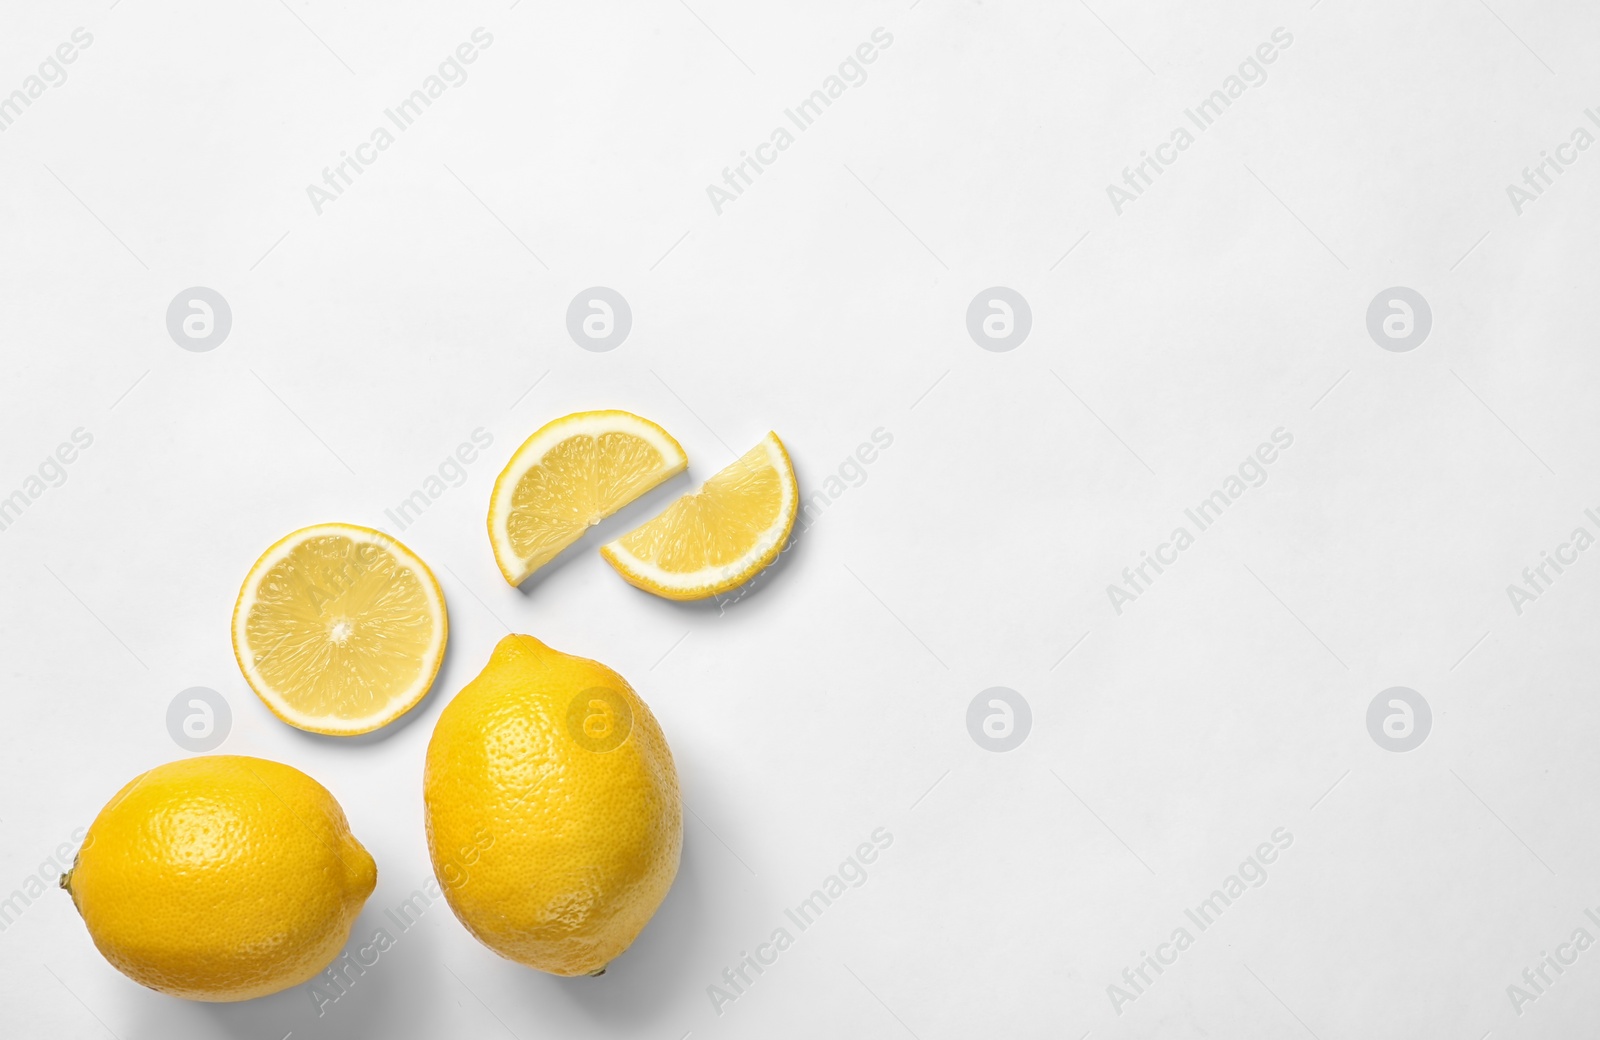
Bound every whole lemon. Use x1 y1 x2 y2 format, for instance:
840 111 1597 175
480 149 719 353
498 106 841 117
424 634 681 976
63 755 377 1001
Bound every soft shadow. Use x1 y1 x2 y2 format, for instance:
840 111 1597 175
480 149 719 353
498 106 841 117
140 976 309 1040
492 819 712 1029
173 902 441 1039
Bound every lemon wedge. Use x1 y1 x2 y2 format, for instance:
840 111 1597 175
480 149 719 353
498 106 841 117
601 431 797 600
487 410 687 586
232 523 448 735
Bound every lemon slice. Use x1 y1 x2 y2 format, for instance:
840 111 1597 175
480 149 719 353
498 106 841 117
232 523 448 735
601 431 797 600
488 410 688 586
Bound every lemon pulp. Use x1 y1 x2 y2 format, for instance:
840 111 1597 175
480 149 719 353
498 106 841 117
488 411 687 585
602 432 797 600
233 524 447 734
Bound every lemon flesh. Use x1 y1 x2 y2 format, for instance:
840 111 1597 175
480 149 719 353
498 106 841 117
424 634 681 977
601 431 797 600
488 410 688 586
64 755 377 1002
232 523 448 735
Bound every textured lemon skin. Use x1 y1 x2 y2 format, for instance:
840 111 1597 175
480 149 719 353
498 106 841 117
64 756 377 1002
424 634 682 976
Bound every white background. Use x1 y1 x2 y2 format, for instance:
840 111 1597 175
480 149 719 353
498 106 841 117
3 0 1599 1037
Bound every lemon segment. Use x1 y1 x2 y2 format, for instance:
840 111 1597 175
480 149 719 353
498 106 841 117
63 755 377 1002
232 523 448 736
487 410 688 586
600 431 797 600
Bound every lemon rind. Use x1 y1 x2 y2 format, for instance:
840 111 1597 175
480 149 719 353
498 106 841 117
600 432 797 601
231 522 449 736
486 410 688 586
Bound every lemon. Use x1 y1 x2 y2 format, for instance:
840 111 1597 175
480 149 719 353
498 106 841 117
601 431 798 600
232 522 448 735
423 634 681 976
62 756 377 1002
487 410 688 586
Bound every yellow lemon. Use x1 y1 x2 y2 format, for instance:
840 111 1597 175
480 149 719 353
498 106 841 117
423 634 681 976
487 410 688 586
232 522 448 735
62 756 377 1002
601 431 797 600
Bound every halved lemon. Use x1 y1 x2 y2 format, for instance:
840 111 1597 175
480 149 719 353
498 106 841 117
601 431 797 600
488 410 688 586
232 523 448 735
